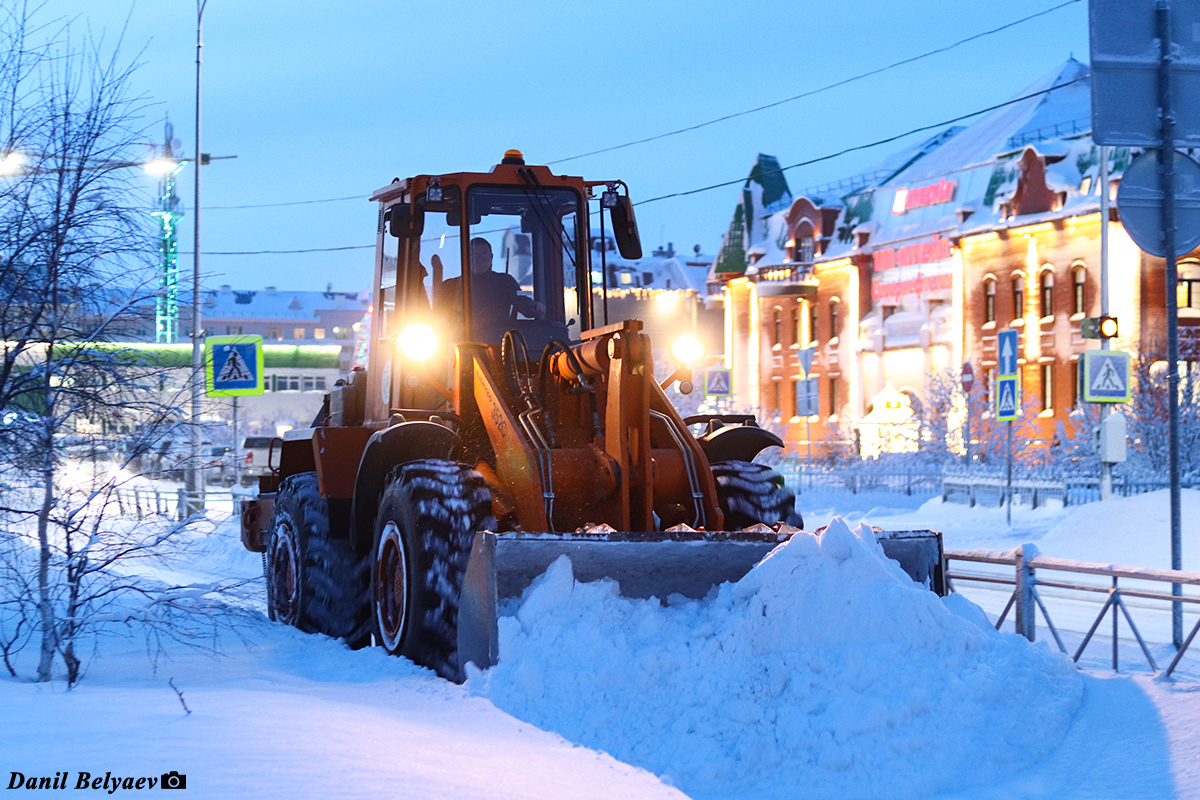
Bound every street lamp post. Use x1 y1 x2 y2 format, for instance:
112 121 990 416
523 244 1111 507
188 0 208 514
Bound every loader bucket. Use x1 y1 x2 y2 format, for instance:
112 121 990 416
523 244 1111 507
457 527 946 673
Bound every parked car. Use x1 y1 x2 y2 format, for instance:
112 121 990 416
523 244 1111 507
203 446 237 486
239 436 278 486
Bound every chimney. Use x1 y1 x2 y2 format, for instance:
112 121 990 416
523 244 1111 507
265 286 277 296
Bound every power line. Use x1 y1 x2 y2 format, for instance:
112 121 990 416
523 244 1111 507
181 245 372 255
188 76 1086 254
204 194 367 210
548 0 1082 166
636 76 1088 205
192 0 1079 214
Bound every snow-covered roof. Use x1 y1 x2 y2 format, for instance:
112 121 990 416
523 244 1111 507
198 287 371 321
729 59 1133 270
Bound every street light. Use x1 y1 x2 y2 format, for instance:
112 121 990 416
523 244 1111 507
0 151 24 175
187 0 209 515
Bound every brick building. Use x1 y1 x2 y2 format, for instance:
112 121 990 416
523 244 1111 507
712 59 1200 456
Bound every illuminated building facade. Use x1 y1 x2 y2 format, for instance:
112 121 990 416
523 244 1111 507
711 59 1199 456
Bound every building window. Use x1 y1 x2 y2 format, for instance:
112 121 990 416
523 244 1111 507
333 326 351 340
772 308 782 347
1070 362 1079 408
225 325 243 335
828 376 838 416
1072 266 1086 315
791 306 800 346
1011 274 1024 320
829 301 840 341
986 368 996 405
302 376 315 392
267 326 283 340
1039 270 1054 319
294 327 307 340
1179 261 1200 311
1041 363 1053 412
796 236 814 263
789 378 798 417
772 381 781 413
314 328 326 339
809 302 820 346
984 278 996 323
274 375 299 392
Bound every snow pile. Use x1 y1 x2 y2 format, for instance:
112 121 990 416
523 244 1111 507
1036 489 1200 571
474 517 1084 800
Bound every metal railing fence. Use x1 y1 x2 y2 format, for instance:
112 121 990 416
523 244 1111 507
947 546 1200 676
776 461 943 496
110 486 242 521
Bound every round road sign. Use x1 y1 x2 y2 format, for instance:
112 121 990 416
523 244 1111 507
961 361 974 394
1116 149 1200 258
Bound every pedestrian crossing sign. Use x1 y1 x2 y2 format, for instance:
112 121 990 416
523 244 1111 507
205 336 264 397
704 367 732 397
996 375 1020 421
1081 350 1132 403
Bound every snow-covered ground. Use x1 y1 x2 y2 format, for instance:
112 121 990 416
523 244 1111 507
2 487 1198 799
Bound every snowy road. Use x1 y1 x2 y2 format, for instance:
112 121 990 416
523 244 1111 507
2 488 1199 799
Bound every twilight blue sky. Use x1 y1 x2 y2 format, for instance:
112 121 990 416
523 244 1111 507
44 0 1091 292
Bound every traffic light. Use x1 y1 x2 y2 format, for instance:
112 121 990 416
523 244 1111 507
1081 315 1118 340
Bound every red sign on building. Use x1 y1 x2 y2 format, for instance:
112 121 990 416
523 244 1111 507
892 179 957 214
872 235 953 272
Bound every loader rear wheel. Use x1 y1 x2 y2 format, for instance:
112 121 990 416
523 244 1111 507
372 459 494 681
267 473 372 646
711 460 803 530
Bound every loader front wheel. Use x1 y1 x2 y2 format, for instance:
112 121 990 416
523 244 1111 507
711 460 803 530
267 472 371 646
372 460 494 681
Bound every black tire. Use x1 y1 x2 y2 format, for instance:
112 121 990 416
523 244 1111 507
372 459 494 681
711 460 803 530
266 472 371 646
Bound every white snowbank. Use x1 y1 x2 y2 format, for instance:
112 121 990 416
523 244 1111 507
474 517 1084 800
1036 489 1200 571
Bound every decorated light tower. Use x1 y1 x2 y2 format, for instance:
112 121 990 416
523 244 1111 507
147 121 185 343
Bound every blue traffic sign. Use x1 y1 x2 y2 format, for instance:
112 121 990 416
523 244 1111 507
996 375 1020 421
205 336 264 397
1082 350 1132 403
704 367 731 397
997 329 1019 377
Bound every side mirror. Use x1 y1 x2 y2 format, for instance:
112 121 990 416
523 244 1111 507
388 202 424 239
608 196 642 260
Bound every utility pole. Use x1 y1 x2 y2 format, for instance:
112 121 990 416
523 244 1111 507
1098 145 1112 501
187 0 209 515
1156 0 1183 649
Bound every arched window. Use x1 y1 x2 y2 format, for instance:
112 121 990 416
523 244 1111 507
984 277 996 323
1180 260 1200 312
772 307 782 347
1011 273 1025 320
791 305 801 345
809 301 820 346
1039 269 1054 319
829 299 841 341
1072 264 1087 315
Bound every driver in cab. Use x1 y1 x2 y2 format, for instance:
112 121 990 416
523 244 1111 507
440 237 543 341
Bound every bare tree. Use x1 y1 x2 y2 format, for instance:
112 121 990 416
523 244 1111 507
0 5 229 685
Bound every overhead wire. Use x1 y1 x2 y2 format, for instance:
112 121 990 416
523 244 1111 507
194 0 1079 217
636 76 1088 205
546 0 1082 165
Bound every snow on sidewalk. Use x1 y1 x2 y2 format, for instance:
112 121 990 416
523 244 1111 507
0 627 687 800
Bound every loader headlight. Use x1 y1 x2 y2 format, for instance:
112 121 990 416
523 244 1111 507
396 323 438 362
670 334 706 365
